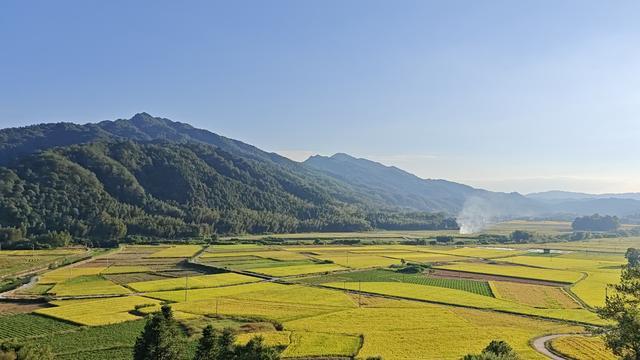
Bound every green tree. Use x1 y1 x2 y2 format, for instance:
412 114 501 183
596 247 640 359
0 343 53 360
235 336 280 360
461 340 519 360
134 305 185 360
192 327 237 360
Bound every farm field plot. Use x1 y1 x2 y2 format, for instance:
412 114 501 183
550 335 615 360
435 262 582 283
128 272 260 292
247 263 346 276
147 245 202 258
48 275 131 296
236 330 291 347
36 295 161 326
301 269 493 296
311 254 401 269
104 272 169 285
501 255 625 271
142 284 357 322
423 247 527 259
385 252 464 262
571 269 621 307
0 249 86 277
144 281 286 302
101 265 151 274
489 282 580 309
498 254 623 307
515 237 640 253
201 257 314 271
0 313 77 340
324 281 603 324
284 299 582 360
202 249 309 261
486 220 573 235
23 319 146 360
38 266 107 284
282 331 361 357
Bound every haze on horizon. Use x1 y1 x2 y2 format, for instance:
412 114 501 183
1 1 639 194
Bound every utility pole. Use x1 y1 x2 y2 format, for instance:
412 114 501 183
184 274 189 302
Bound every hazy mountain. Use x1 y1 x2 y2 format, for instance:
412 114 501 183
528 190 640 202
526 191 640 218
303 153 544 234
304 153 478 213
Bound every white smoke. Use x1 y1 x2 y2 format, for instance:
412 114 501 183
457 196 500 234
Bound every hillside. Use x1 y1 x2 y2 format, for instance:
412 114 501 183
526 191 640 217
304 153 539 216
0 115 459 245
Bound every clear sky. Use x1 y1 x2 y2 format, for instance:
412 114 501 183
2 1 639 194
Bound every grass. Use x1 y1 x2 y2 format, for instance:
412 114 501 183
0 313 77 340
246 263 346 276
489 282 581 308
301 269 493 296
550 335 615 360
147 245 202 258
435 262 582 283
128 273 260 292
48 275 131 296
36 296 161 326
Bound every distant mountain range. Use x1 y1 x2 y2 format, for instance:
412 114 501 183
527 190 640 202
1 113 639 241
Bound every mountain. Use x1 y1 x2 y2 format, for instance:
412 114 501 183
525 191 640 219
304 153 538 214
0 114 458 245
305 153 477 213
527 191 640 202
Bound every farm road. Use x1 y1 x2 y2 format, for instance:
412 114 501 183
531 334 572 360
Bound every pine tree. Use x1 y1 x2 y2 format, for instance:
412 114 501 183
133 305 185 360
596 247 640 359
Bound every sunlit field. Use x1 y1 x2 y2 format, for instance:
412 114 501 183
2 231 639 359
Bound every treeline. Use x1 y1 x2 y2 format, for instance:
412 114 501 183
0 141 457 248
572 214 620 232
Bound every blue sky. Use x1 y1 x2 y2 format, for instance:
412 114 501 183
1 1 639 194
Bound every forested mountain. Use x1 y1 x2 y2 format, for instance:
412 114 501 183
304 153 537 214
0 114 458 246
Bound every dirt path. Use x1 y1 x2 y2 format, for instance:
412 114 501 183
532 334 572 360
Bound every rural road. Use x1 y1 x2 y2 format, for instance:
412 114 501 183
532 334 571 360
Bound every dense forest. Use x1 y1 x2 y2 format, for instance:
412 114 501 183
0 115 458 248
572 214 620 232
